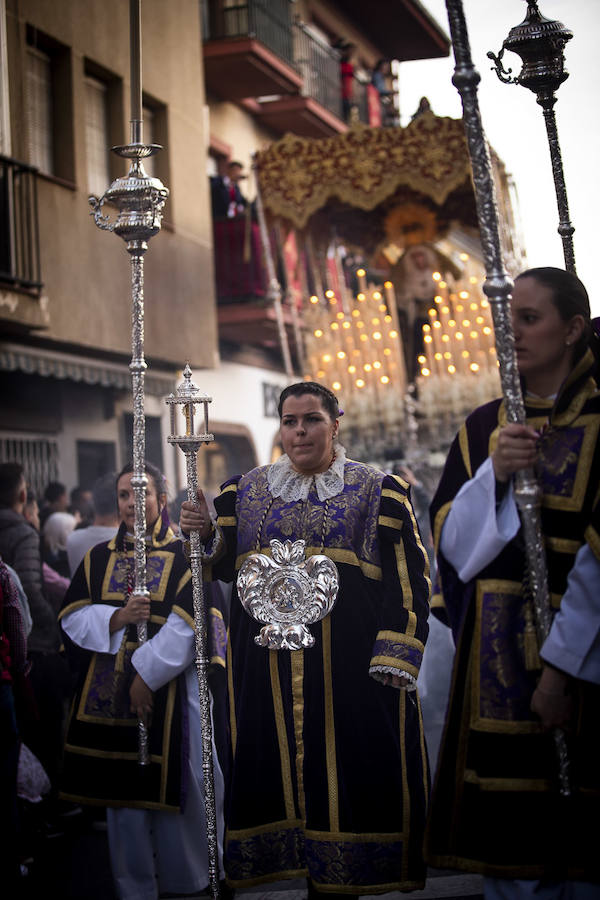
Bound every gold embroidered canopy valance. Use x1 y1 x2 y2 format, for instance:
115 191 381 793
254 112 475 230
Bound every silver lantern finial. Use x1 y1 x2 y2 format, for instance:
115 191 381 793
166 366 221 900
487 0 576 272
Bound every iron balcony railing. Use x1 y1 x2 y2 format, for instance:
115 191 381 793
293 22 342 120
203 0 295 69
0 155 42 292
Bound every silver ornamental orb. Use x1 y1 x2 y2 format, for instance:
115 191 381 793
237 539 339 650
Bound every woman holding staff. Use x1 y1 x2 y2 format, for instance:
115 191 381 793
181 380 431 896
425 268 600 897
59 461 226 900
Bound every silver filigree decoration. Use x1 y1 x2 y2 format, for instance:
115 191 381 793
237 539 339 650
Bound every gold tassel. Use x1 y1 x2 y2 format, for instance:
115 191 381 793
114 630 128 674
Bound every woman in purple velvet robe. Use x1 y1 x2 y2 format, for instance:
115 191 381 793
181 381 431 897
425 268 600 898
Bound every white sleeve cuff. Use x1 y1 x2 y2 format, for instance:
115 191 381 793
440 457 520 583
132 611 195 691
541 544 600 684
61 605 125 654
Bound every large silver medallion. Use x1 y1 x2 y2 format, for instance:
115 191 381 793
237 539 339 650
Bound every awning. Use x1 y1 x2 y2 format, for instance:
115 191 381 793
0 343 176 397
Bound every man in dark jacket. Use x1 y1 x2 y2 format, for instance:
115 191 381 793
210 160 247 219
0 463 70 810
0 464 60 655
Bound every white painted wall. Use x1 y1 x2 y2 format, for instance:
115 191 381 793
171 361 291 488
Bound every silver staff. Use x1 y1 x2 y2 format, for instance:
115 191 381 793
252 154 294 378
89 0 169 764
488 1 576 273
445 0 570 796
166 366 223 900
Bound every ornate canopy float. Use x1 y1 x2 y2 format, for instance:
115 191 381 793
254 110 526 464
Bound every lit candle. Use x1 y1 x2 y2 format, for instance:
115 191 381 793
356 268 367 294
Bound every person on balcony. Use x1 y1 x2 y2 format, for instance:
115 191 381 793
340 43 356 123
210 161 247 220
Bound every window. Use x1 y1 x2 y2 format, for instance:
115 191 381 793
25 27 74 181
26 47 53 174
140 96 168 187
122 413 164 473
84 60 123 190
85 76 110 197
77 440 117 489
142 103 155 176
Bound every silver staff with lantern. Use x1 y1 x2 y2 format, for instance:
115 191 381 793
166 365 223 900
88 0 168 765
488 0 577 273
444 0 570 792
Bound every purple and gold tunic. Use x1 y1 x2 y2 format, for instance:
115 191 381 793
206 458 431 893
425 349 600 882
58 519 226 811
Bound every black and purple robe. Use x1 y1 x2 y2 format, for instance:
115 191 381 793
204 459 431 893
425 349 600 881
58 519 227 811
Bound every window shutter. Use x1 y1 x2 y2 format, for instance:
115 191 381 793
26 47 53 174
142 104 155 177
85 75 110 197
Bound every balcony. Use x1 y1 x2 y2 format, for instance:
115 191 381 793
213 217 298 356
0 155 42 293
0 155 47 332
256 21 346 138
202 0 302 101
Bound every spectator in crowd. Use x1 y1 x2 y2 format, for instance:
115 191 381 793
42 510 77 579
4 561 32 638
39 481 69 531
210 160 247 220
67 472 119 576
1 557 31 891
0 463 71 820
69 486 94 529
24 492 70 610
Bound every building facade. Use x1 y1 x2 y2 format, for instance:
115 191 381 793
3 0 523 502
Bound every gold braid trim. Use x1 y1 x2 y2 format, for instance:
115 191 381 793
254 113 472 230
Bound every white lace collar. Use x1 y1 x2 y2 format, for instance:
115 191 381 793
267 444 347 502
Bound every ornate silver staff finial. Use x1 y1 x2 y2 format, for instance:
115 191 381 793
166 366 222 900
88 0 169 767
445 0 571 797
487 1 576 272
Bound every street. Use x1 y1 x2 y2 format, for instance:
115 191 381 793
17 806 483 900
